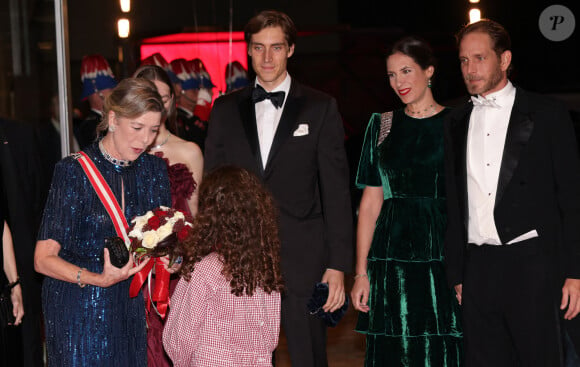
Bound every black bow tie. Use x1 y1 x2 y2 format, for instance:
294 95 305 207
252 85 285 109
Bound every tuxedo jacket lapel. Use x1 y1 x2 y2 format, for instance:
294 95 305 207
264 82 303 173
238 88 264 175
451 103 473 227
495 89 534 205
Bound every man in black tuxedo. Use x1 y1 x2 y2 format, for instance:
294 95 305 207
205 10 353 367
444 19 580 366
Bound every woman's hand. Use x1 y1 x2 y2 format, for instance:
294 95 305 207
10 283 24 325
99 248 151 287
351 275 370 313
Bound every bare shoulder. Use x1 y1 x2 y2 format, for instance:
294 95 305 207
171 137 203 163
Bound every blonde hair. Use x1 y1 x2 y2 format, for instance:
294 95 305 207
96 78 164 134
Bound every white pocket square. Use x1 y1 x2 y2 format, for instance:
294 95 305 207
293 123 309 137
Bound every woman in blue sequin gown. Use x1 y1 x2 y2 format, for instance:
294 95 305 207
351 37 463 366
34 78 171 367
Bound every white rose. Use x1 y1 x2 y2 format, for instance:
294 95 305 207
128 227 143 240
142 230 159 249
174 211 185 220
156 222 173 241
132 217 148 232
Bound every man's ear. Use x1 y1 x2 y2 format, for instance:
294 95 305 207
500 50 512 72
287 44 295 58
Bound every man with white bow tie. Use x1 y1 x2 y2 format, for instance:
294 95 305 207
444 19 580 367
205 10 353 367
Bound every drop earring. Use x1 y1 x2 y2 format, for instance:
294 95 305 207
427 79 432 88
108 125 115 132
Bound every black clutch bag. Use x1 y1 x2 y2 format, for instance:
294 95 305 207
306 282 349 327
105 237 130 268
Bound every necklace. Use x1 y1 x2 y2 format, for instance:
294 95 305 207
151 132 171 150
405 104 437 119
99 140 133 167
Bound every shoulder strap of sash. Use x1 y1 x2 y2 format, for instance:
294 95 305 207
73 152 130 245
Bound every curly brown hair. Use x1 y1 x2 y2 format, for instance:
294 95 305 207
176 166 284 296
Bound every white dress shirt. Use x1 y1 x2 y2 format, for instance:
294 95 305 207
255 74 291 168
466 81 517 245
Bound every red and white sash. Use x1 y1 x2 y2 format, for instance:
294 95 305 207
74 151 130 246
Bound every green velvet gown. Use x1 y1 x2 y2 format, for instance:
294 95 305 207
355 108 463 367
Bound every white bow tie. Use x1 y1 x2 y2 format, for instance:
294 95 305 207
471 95 500 108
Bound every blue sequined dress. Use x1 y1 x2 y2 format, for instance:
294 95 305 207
38 143 171 367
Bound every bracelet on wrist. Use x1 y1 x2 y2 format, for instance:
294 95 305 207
77 268 86 288
354 273 368 279
7 277 20 289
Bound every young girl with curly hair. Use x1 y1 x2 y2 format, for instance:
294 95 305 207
163 166 284 367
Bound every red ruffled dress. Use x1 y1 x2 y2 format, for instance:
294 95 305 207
147 152 196 367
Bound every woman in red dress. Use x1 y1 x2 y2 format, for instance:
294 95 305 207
134 64 203 366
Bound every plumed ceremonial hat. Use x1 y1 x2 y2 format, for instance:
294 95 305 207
141 53 180 85
189 58 215 89
225 61 249 93
80 54 117 100
169 58 200 91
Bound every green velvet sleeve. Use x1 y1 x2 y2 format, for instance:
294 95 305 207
355 113 392 199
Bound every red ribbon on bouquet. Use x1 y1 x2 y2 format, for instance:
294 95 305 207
129 257 171 318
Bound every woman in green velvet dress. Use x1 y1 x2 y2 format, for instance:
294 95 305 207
351 36 463 366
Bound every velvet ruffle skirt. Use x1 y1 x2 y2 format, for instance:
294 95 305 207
355 198 463 367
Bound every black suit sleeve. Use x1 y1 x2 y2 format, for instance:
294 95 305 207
317 97 353 272
205 97 227 173
549 102 580 279
443 116 466 288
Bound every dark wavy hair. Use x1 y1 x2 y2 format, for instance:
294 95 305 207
244 10 297 48
176 166 284 296
133 64 177 134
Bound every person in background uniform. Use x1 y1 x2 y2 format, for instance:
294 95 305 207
189 58 215 122
187 58 215 152
169 58 206 148
76 54 117 149
225 61 249 94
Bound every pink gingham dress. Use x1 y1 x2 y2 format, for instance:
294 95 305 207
163 252 281 367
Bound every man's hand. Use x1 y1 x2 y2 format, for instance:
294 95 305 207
454 284 463 306
321 269 345 313
561 278 580 320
